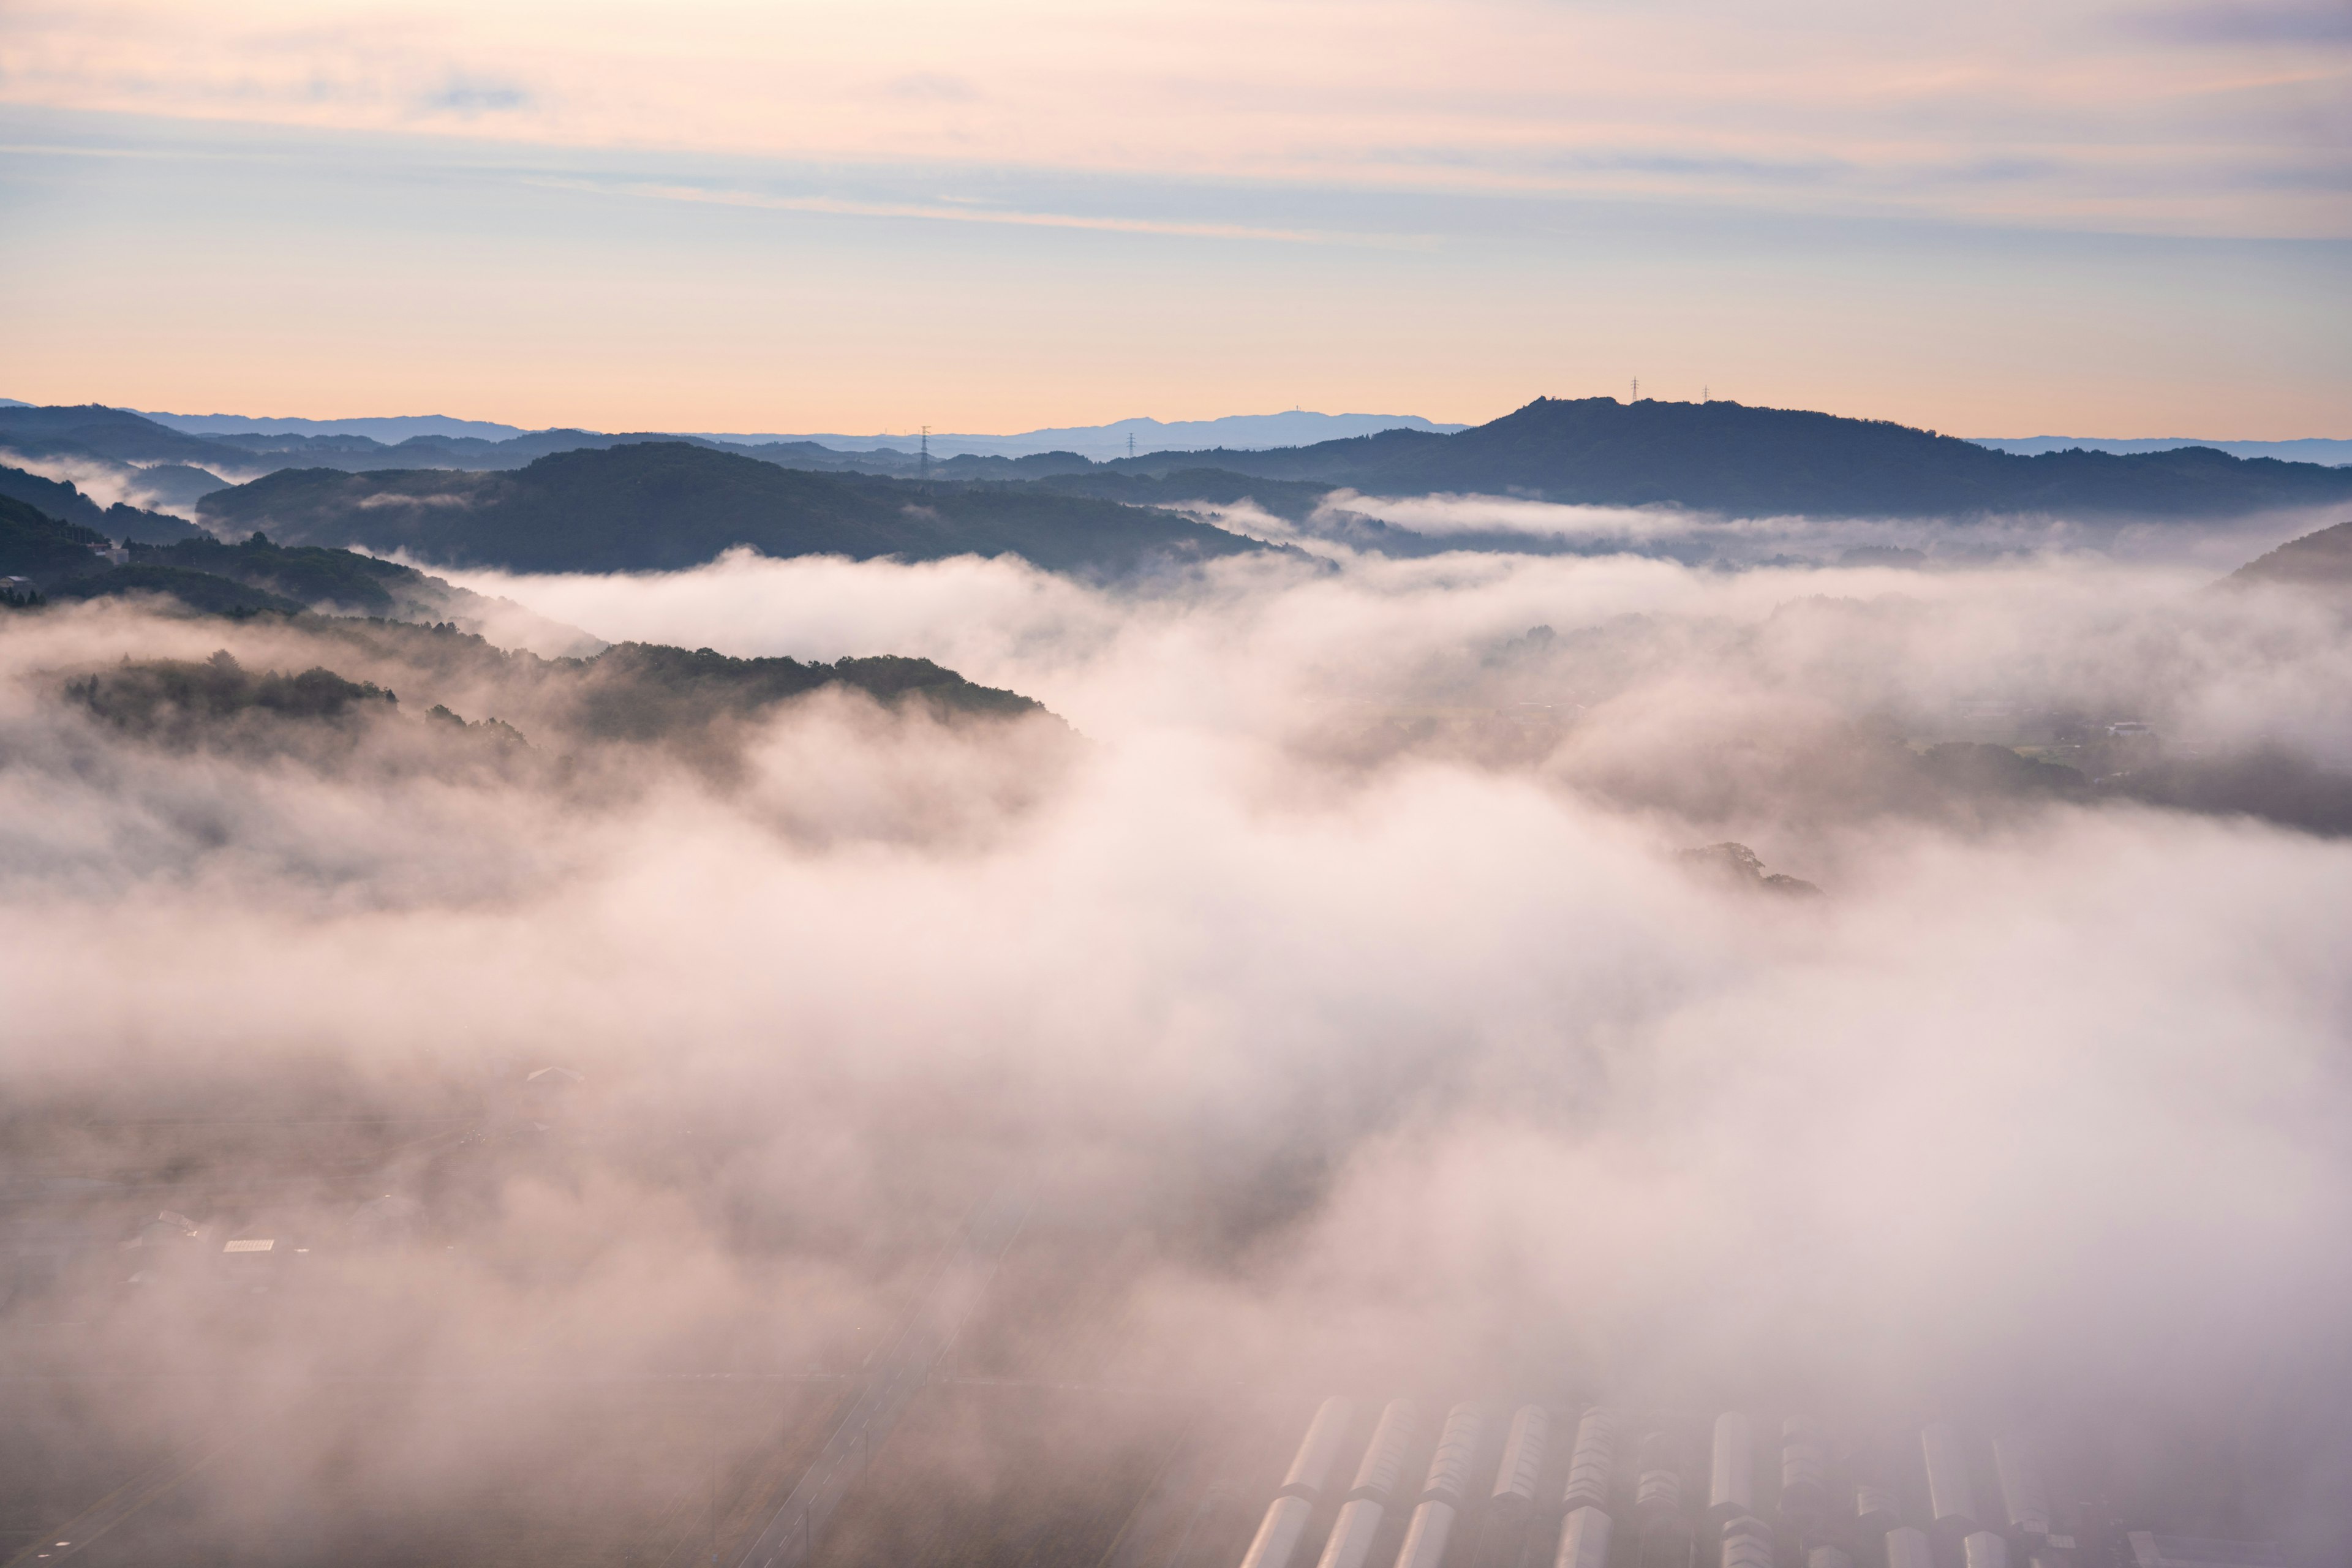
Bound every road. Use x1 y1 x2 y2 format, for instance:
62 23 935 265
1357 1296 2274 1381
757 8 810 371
730 1183 1031 1568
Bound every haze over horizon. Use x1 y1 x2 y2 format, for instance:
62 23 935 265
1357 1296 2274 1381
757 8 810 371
11 394 2345 466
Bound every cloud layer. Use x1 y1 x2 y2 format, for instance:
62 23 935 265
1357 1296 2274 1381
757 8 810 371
5 536 2350 1552
6 0 2345 236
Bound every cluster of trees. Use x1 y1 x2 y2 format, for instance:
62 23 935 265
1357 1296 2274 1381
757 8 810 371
55 614 1050 769
68 650 396 739
571 641 1042 742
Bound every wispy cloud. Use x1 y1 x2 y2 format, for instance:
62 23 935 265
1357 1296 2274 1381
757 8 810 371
535 177 1434 248
2128 0 2352 44
2 0 2345 236
418 72 530 117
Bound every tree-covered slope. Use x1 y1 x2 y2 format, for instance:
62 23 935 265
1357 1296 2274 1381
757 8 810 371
568 642 1043 739
46 565 308 615
0 494 110 581
121 533 449 616
0 402 239 465
196 442 1268 575
0 465 206 545
0 513 580 636
2227 518 2352 589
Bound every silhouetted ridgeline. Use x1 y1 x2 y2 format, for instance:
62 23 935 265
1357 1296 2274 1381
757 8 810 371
0 507 565 629
196 443 1270 575
13 399 2350 545
4 489 1060 742
0 403 238 466
1117 397 2352 518
0 462 203 545
111 533 458 616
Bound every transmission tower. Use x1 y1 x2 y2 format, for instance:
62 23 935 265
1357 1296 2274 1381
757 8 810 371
920 425 930 486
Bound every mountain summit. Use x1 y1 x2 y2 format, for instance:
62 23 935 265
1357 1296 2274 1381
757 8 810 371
1126 397 2352 518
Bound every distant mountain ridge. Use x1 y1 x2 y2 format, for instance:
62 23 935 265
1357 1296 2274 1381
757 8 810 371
11 396 2352 533
1975 435 2351 465
129 410 532 442
676 410 1469 460
24 394 2338 467
0 462 206 545
195 442 1272 577
86 404 1465 460
1117 397 2352 519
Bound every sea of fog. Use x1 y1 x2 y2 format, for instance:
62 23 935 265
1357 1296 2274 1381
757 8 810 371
3 530 2348 1553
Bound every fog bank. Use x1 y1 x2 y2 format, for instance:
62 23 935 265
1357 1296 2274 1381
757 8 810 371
4 535 2349 1557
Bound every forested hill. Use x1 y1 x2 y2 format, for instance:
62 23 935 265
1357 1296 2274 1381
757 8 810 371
24 394 2348 533
0 493 113 581
2227 519 2352 589
197 442 1270 576
0 464 206 545
1123 397 2352 519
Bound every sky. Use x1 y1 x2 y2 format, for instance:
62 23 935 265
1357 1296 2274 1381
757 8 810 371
2 0 2347 435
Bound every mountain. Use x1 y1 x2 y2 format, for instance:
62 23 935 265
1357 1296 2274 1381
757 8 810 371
111 533 475 618
0 497 593 645
134 411 533 442
0 464 211 543
1117 397 2352 519
110 404 1462 459
2226 519 2352 589
1975 435 2352 466
570 643 1045 739
9 401 1464 473
25 395 2349 533
0 494 111 582
0 403 244 466
72 638 1046 753
686 411 1468 460
47 565 310 616
199 426 691 472
195 442 1272 576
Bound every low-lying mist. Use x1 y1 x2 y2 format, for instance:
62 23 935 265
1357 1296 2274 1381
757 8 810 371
4 526 2348 1558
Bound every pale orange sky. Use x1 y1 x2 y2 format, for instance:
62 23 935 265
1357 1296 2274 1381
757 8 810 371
2 0 2346 434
